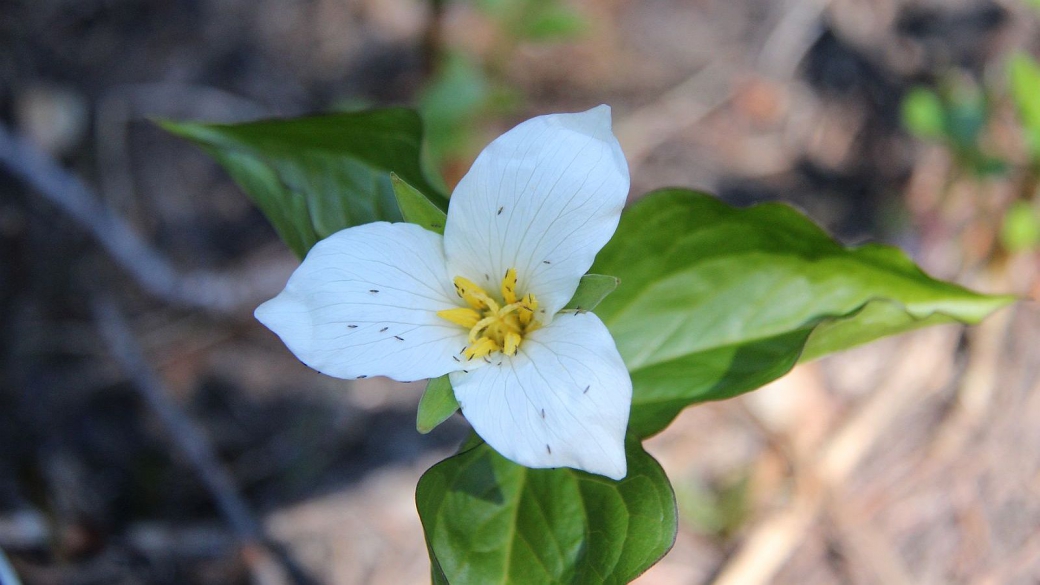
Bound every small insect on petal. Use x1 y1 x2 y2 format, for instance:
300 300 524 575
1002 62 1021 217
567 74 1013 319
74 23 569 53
546 444 552 454
584 385 590 394
348 325 358 328
497 206 504 215
380 327 389 332
394 335 404 341
369 289 379 293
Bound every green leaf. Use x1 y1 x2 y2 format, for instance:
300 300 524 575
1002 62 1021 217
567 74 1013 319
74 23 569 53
418 375 460 434
591 189 1014 437
1000 200 1040 253
902 86 946 139
1009 53 1040 160
392 173 447 235
160 108 447 257
519 5 587 40
563 274 619 312
417 435 677 585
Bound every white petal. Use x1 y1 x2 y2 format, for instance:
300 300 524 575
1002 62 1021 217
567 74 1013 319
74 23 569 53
443 105 630 321
255 222 469 382
450 311 631 479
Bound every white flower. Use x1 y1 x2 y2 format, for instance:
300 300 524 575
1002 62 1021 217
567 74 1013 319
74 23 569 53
255 105 632 479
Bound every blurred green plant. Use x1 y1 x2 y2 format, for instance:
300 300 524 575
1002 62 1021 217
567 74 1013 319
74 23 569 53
419 0 588 168
901 51 1040 254
1000 200 1040 253
901 81 1006 177
1008 53 1040 162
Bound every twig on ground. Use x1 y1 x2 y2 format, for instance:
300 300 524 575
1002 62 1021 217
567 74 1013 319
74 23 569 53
0 122 286 314
711 326 960 585
91 295 261 541
90 295 294 585
94 82 268 225
0 545 24 585
756 0 832 80
614 61 735 173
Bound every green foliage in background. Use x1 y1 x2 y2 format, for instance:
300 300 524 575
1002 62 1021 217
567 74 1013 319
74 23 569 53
1000 200 1040 253
420 0 587 166
902 51 1040 255
901 82 1006 177
1009 53 1040 162
474 0 586 40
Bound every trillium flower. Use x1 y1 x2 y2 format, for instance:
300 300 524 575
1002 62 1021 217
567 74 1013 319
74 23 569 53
255 105 633 479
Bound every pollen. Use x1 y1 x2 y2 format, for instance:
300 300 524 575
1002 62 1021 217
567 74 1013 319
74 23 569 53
438 268 540 360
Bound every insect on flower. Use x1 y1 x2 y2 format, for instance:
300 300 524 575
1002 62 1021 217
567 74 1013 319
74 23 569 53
256 105 632 479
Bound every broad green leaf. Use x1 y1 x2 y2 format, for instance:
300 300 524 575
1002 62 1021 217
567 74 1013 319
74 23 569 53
417 435 677 585
392 173 447 235
563 274 619 312
800 299 955 362
160 108 447 257
418 375 460 434
1009 53 1040 160
591 189 1014 437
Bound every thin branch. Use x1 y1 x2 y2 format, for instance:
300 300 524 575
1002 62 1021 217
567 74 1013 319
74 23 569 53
91 295 262 542
91 294 308 585
0 546 23 585
711 326 961 585
0 122 284 314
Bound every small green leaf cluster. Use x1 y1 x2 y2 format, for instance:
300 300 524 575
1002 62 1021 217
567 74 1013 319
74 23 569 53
164 108 1012 584
901 50 1040 254
901 81 1005 176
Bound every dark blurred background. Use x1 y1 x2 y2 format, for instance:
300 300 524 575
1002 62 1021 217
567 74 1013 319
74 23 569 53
1 1 1039 583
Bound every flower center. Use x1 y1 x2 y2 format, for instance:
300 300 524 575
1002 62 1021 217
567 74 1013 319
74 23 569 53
437 268 541 361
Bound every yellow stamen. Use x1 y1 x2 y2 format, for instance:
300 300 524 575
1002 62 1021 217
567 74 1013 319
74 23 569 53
501 268 518 305
439 268 542 361
436 307 482 329
518 293 538 327
454 276 499 312
464 337 499 361
469 315 500 343
503 331 521 356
